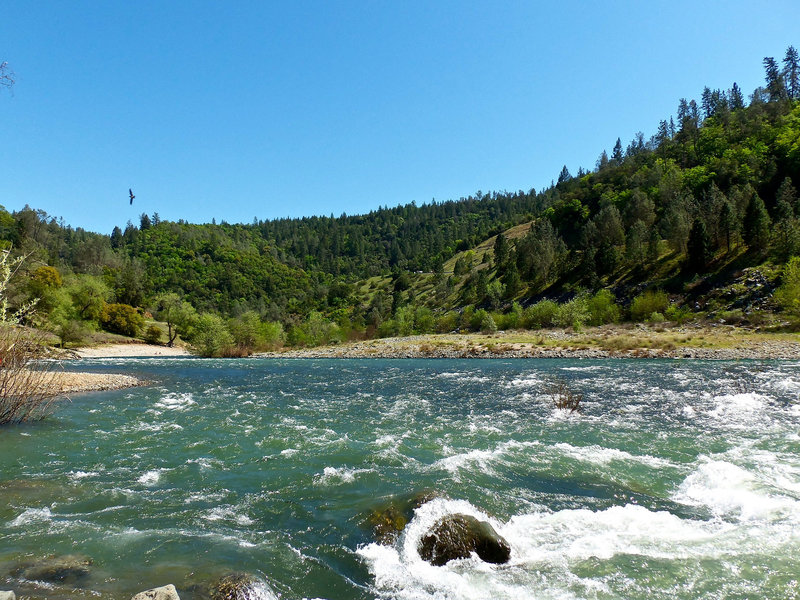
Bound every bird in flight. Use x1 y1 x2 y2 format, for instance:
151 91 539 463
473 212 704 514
129 189 135 205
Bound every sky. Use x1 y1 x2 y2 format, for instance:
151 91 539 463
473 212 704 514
1 1 799 234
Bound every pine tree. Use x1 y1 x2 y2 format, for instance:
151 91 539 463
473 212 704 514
729 82 744 109
611 138 623 164
687 218 711 274
719 200 736 253
493 232 510 272
776 177 798 216
743 193 771 252
558 165 572 183
784 45 800 99
764 56 787 101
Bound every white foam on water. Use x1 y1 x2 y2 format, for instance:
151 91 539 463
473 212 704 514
280 448 298 457
431 440 541 481
154 392 196 412
68 470 99 480
238 580 279 600
314 466 372 485
137 469 164 486
9 507 52 527
186 457 222 470
202 505 254 526
552 442 675 469
707 392 768 427
673 456 800 522
505 374 542 388
358 496 741 600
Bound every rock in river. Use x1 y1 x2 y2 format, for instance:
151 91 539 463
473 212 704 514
131 584 181 600
418 514 511 566
14 554 92 583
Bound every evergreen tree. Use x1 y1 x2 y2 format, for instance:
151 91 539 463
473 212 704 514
687 218 711 274
611 138 623 163
784 45 800 99
743 193 771 252
110 226 123 249
596 150 609 170
776 176 798 215
729 82 744 109
719 200 736 253
557 165 572 183
493 232 510 272
763 56 787 101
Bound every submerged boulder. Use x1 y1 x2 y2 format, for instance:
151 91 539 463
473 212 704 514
14 554 92 583
418 514 511 566
209 573 258 600
131 584 181 600
366 490 446 545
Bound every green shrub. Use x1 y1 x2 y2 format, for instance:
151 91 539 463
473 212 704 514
480 311 498 334
774 256 800 319
435 311 459 333
100 303 144 337
665 305 692 324
192 313 234 357
647 312 666 323
470 309 489 332
630 290 669 322
144 324 163 344
523 300 559 329
585 290 621 325
260 321 285 350
556 297 589 330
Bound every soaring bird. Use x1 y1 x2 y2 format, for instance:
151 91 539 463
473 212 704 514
129 189 135 205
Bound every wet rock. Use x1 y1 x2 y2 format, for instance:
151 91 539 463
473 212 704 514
418 514 511 566
131 584 180 600
367 490 445 545
209 573 258 600
0 591 16 600
370 505 407 545
14 554 92 584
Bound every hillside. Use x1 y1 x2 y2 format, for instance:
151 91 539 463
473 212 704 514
1 46 799 353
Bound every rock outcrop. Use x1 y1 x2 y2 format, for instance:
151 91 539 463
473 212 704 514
418 514 511 566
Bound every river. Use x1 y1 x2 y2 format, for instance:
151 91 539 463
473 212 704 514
1 358 799 599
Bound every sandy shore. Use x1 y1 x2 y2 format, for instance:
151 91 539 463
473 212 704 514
75 343 192 358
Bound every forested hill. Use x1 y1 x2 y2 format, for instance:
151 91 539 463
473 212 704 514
1 47 800 350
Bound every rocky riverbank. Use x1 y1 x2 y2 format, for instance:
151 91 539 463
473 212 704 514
44 370 141 395
257 326 800 360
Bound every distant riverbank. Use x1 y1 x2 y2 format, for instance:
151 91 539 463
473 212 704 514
256 325 800 360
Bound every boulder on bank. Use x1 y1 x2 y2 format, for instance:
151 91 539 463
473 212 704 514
131 584 180 600
14 554 92 583
0 591 16 600
418 514 511 566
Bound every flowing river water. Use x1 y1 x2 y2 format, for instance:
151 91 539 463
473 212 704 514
1 358 799 599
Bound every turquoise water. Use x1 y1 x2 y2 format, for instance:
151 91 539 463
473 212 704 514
1 358 800 599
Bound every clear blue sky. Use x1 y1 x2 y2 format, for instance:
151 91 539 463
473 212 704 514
2 1 798 234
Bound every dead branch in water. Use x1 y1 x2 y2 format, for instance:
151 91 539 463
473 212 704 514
545 377 583 413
